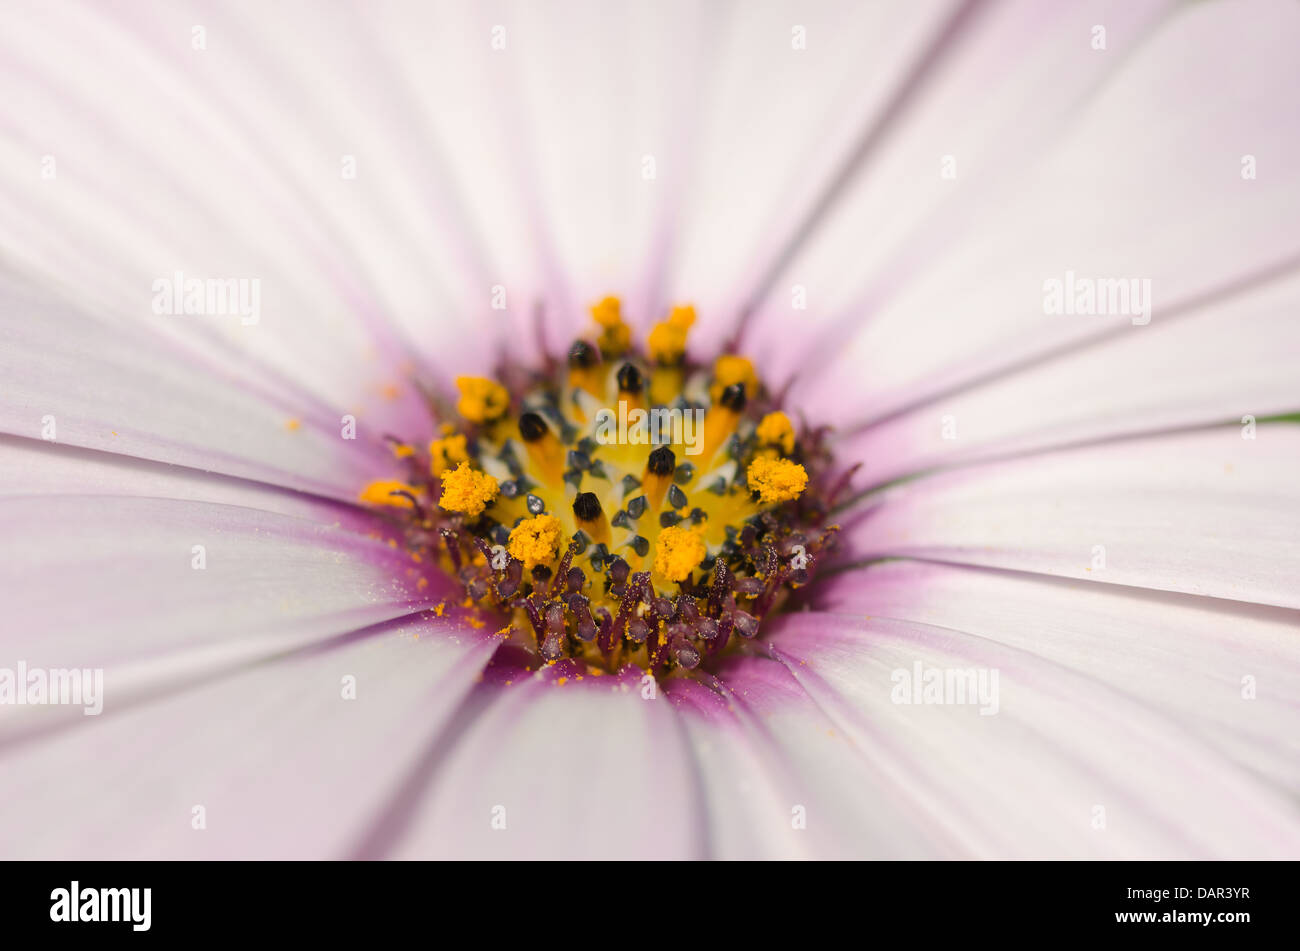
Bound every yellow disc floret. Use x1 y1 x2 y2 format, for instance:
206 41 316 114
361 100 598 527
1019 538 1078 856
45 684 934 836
359 479 421 507
429 433 469 476
507 514 563 569
711 354 758 402
455 376 510 424
646 304 696 364
756 411 796 454
439 461 499 516
591 295 630 355
746 456 808 505
653 525 707 582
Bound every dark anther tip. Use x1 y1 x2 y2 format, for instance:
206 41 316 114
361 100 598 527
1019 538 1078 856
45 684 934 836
616 362 644 393
572 491 603 521
647 446 676 476
568 340 597 368
518 412 549 442
719 382 747 412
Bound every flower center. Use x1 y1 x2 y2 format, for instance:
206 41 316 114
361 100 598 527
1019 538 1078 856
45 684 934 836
361 297 839 676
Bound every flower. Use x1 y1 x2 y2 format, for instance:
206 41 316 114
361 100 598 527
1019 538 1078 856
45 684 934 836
1 0 1299 861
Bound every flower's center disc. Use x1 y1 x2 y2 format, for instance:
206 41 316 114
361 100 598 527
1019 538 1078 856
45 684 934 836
361 298 840 677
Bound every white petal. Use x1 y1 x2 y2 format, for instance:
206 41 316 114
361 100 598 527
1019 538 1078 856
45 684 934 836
0 276 404 497
666 656 958 858
0 495 447 694
812 560 1300 788
0 617 496 858
836 269 1300 489
763 611 1300 857
386 666 702 859
745 1 1300 434
841 426 1300 608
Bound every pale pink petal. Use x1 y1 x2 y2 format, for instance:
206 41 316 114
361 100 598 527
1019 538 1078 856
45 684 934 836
763 611 1300 858
666 656 958 858
742 1 1299 438
812 560 1300 788
837 270 1300 489
839 426 1300 608
0 616 496 858
386 665 703 859
0 495 451 700
0 277 405 498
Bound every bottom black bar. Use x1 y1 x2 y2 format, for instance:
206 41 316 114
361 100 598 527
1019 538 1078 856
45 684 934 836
0 860 1289 938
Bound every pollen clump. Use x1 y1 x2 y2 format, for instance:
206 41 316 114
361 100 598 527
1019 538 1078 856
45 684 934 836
359 479 421 507
429 433 469 475
746 456 808 505
756 411 796 454
508 514 563 569
711 354 758 402
455 376 510 423
647 304 696 364
653 525 707 582
591 295 630 354
438 461 498 516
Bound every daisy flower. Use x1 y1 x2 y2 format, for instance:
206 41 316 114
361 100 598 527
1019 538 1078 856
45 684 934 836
1 0 1298 860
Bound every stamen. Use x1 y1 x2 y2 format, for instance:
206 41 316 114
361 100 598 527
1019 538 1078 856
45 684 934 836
572 491 611 545
756 411 796 455
653 525 706 582
710 355 758 402
438 462 499 516
567 340 603 398
518 412 565 485
643 446 676 510
508 515 563 569
428 432 469 475
359 479 421 508
699 383 746 463
746 457 808 504
591 295 630 356
455 376 510 424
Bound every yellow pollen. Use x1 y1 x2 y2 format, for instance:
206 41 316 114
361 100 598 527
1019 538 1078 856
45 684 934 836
391 442 415 459
438 461 499 516
590 295 630 354
653 525 707 582
285 418 301 432
756 411 796 454
711 354 758 402
455 376 510 424
507 514 563 569
646 304 696 364
359 479 421 508
746 456 808 505
429 433 469 475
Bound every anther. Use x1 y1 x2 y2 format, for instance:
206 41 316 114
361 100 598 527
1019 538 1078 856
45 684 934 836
699 383 747 462
572 491 610 545
644 446 676 510
568 340 597 368
617 362 644 394
518 411 565 484
519 412 548 442
719 382 747 412
647 446 676 476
